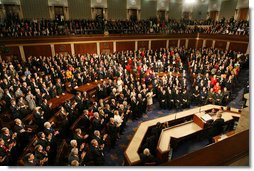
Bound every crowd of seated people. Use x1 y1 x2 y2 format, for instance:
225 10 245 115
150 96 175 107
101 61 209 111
0 46 248 165
0 14 249 37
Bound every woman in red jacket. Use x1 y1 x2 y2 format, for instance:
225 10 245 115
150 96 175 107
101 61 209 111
210 75 218 86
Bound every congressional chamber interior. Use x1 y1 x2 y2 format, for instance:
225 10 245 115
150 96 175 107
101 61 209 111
0 0 250 167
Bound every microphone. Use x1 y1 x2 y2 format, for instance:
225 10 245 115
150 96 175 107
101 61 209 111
199 106 201 113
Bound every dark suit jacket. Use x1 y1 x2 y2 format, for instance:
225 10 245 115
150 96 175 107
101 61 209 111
78 115 90 132
89 145 104 166
210 118 225 136
139 153 158 165
10 105 20 119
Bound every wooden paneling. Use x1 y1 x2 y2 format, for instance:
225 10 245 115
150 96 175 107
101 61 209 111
3 46 21 58
197 40 203 49
0 34 249 61
138 41 149 50
229 42 248 53
238 8 249 21
162 130 249 166
209 11 219 21
168 39 178 48
188 39 196 49
54 44 71 55
199 34 248 42
24 45 51 57
206 40 213 48
100 42 113 54
2 46 21 61
0 34 248 45
74 43 97 54
151 40 166 50
180 39 186 48
214 41 227 50
116 41 135 52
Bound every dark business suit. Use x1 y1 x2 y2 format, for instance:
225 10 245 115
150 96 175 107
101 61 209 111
208 117 225 143
78 115 90 133
89 145 104 166
139 153 158 166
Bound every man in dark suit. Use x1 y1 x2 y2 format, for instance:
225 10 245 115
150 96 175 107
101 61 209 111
0 138 10 166
208 112 225 143
139 148 158 166
34 107 46 129
13 118 33 147
89 139 104 166
41 99 52 120
75 92 83 115
107 118 117 148
10 100 21 119
23 153 38 166
78 110 90 133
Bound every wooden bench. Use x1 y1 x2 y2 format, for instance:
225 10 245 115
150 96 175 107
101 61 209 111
48 93 74 110
17 136 38 166
55 139 68 166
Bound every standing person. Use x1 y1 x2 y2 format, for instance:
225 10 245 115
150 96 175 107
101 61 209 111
139 148 158 166
214 90 223 105
116 77 123 93
222 87 231 105
182 89 189 109
107 118 118 148
166 88 174 110
175 89 182 111
113 110 123 137
89 139 105 166
159 89 167 109
192 85 200 105
208 112 225 143
23 153 38 166
206 88 215 104
146 89 155 112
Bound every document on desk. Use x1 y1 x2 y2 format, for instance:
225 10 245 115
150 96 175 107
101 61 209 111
201 114 213 122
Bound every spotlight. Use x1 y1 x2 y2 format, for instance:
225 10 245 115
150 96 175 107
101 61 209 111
183 0 197 5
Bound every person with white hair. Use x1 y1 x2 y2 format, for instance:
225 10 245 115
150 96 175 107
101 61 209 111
116 77 123 93
70 160 79 166
13 118 33 143
146 89 155 112
70 139 78 149
89 139 104 166
139 148 158 166
68 148 79 165
43 122 59 136
34 144 48 166
25 90 36 111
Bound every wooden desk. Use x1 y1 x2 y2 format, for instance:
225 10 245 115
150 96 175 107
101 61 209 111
124 104 241 166
213 130 235 143
244 93 249 100
48 93 74 109
157 72 181 77
75 78 109 93
244 93 249 107
157 121 202 153
17 136 38 165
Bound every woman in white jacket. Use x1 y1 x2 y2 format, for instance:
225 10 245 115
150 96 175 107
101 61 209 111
113 110 123 138
146 89 155 111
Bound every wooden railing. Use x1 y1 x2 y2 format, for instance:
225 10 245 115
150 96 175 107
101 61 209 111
161 130 249 166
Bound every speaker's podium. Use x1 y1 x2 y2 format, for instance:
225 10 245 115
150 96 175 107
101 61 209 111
193 112 214 129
